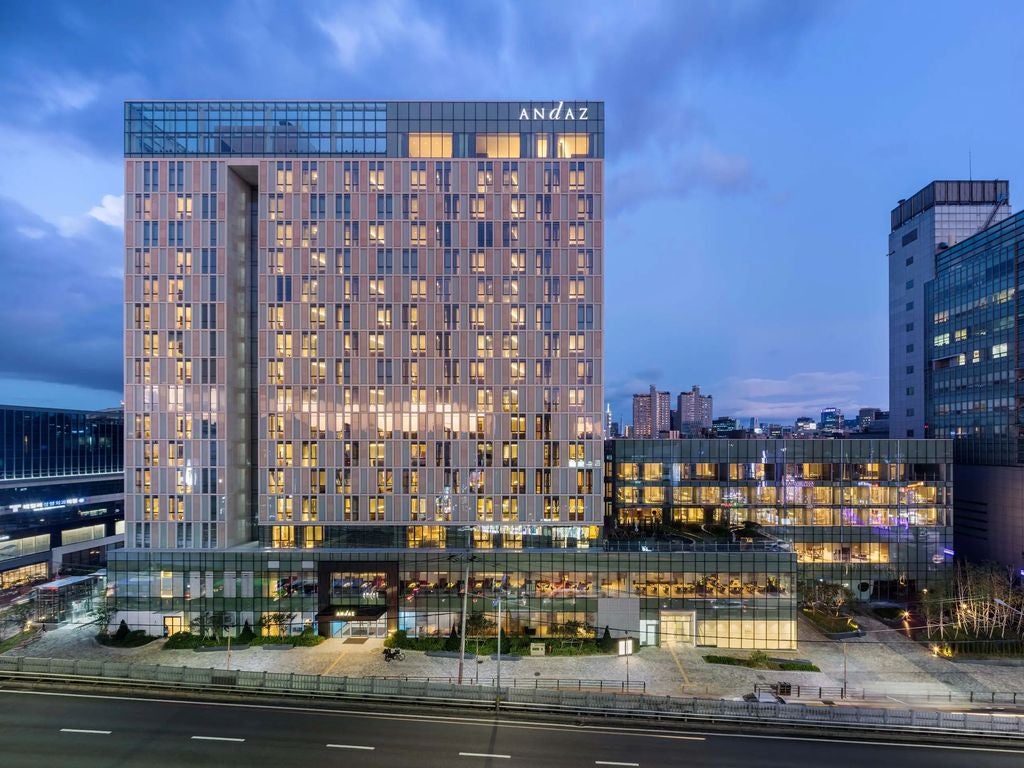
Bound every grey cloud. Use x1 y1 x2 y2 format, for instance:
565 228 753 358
0 198 122 394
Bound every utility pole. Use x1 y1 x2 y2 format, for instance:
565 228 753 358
842 641 847 698
457 554 471 684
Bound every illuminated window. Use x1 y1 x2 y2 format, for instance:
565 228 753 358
557 133 589 158
993 343 1008 359
475 134 521 158
408 133 453 158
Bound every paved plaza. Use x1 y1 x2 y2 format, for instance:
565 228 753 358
8 614 1024 704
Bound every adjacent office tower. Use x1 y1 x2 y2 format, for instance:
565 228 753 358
926 208 1024 571
123 100 603 557
888 180 1010 438
632 385 670 438
676 385 712 436
819 407 843 432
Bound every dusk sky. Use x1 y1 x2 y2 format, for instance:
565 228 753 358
1 1 1022 424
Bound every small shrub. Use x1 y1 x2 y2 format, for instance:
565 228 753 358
598 625 614 652
163 631 203 649
113 619 130 642
239 620 255 644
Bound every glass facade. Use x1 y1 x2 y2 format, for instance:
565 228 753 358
111 548 796 649
605 439 953 599
0 406 123 480
125 101 604 159
1 406 125 593
926 210 1024 465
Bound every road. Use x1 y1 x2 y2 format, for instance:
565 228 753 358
0 688 1021 767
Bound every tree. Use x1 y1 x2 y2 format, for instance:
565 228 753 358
257 612 296 637
465 612 496 637
598 625 614 652
211 611 235 639
93 597 113 637
444 624 461 651
239 620 256 643
189 611 213 638
113 619 130 643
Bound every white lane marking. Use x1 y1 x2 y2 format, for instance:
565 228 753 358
5 690 1018 755
191 735 245 742
60 728 111 735
460 752 512 759
327 743 375 750
596 762 640 767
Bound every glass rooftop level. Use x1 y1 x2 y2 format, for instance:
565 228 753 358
125 100 605 158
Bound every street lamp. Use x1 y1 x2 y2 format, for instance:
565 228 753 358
449 530 477 686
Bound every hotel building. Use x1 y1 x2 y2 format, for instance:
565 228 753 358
114 100 796 649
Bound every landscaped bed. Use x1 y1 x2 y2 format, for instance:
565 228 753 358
703 651 819 672
801 608 859 635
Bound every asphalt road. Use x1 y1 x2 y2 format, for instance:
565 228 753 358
0 688 1022 768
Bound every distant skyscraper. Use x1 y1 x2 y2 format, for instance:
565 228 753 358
676 385 712 436
632 385 670 438
604 404 613 438
795 417 815 432
889 180 1011 438
857 408 884 431
819 407 843 432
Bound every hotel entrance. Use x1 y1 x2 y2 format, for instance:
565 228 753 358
659 610 696 647
316 560 398 637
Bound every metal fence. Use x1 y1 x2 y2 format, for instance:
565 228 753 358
0 655 1022 739
381 675 646 693
756 682 1024 706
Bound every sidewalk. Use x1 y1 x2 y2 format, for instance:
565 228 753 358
10 620 1024 704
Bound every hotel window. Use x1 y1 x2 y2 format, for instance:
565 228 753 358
301 160 319 191
568 497 586 521
568 222 585 245
509 304 526 329
310 194 326 220
369 497 386 521
476 497 494 522
569 161 586 190
443 249 460 274
369 442 386 466
542 162 560 192
568 277 586 300
501 332 520 357
410 278 427 298
470 250 487 273
368 161 385 191
469 305 486 329
369 278 385 297
368 333 385 354
401 304 419 329
542 333 560 357
476 162 494 192
409 222 427 245
409 161 427 189
343 222 359 246
409 133 453 158
310 249 327 274
475 133 521 158
500 497 519 522
310 303 326 328
470 360 487 383
267 360 285 385
510 361 526 383
369 222 386 245
575 250 593 274
435 161 452 191
403 197 420 226
300 332 318 357
410 332 427 355
343 497 359 521
568 332 585 353
476 277 494 302
557 134 589 158
275 161 294 192
502 389 519 412
502 222 519 246
175 194 193 219
501 161 519 189
576 194 593 219
534 134 550 158
470 195 486 220
476 333 494 357
502 277 520 301
569 388 585 407
510 414 526 439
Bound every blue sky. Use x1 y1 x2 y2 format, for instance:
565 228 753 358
0 0 1021 423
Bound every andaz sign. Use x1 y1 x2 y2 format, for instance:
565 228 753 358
518 101 589 121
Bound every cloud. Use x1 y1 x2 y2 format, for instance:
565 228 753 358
608 145 755 214
88 194 123 229
318 0 445 72
0 197 122 394
715 371 877 420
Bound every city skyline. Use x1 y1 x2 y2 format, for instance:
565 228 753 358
2 1 1023 421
